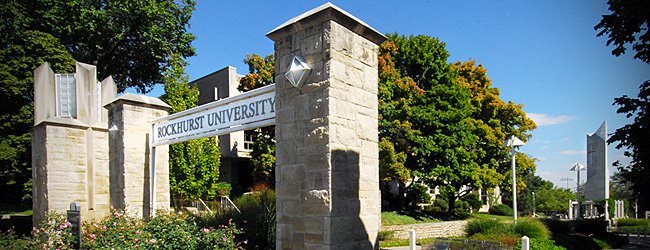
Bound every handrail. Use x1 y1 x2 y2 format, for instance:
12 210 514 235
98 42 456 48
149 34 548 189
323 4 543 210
198 198 213 213
221 196 241 213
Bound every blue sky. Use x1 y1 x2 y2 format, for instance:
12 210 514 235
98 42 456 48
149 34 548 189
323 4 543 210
146 1 650 189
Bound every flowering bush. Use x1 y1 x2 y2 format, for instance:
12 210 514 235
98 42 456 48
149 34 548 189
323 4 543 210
0 212 75 250
32 212 76 249
82 210 242 249
1 210 242 249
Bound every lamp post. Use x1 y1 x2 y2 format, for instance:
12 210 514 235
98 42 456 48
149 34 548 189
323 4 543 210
570 163 585 219
504 135 525 223
532 192 536 217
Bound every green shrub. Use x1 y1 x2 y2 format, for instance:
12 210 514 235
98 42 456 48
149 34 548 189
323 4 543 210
83 211 241 249
432 198 448 212
573 219 608 235
470 232 520 246
0 230 40 249
516 238 566 250
465 219 509 236
489 204 513 216
193 188 276 250
377 230 395 241
541 219 570 235
462 193 483 211
215 182 232 197
617 218 649 227
405 183 431 207
513 219 549 239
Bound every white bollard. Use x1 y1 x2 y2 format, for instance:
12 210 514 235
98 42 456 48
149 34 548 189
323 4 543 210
521 236 530 250
409 229 416 250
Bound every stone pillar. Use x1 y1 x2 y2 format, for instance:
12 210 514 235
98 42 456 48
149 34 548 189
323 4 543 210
106 94 171 218
267 3 385 249
32 63 116 226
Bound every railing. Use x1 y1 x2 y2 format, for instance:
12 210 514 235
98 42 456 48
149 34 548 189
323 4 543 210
421 238 509 250
186 196 240 214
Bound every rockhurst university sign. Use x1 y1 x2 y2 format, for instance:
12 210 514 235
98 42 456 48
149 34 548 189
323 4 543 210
152 84 275 146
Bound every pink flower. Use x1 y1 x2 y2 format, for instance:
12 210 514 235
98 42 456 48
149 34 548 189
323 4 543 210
89 234 96 240
102 225 108 230
134 238 139 243
136 230 141 234
59 224 68 229
202 228 210 233
149 239 156 244
222 237 227 242
114 212 123 218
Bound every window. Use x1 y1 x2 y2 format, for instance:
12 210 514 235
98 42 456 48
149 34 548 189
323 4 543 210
480 189 488 205
244 130 255 150
55 74 76 118
96 81 102 122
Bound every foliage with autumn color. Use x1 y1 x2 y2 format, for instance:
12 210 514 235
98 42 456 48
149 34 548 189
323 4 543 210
378 34 536 212
238 54 276 186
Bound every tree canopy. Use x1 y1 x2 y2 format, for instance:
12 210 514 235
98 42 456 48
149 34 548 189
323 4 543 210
595 0 650 63
378 34 536 212
22 0 197 92
0 30 76 208
0 0 196 210
238 54 276 186
597 0 650 212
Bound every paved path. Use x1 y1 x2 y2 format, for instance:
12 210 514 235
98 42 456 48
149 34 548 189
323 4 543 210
614 235 650 250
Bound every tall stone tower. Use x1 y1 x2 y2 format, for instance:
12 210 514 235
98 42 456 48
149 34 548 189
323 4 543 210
584 121 609 200
268 3 385 249
32 62 117 225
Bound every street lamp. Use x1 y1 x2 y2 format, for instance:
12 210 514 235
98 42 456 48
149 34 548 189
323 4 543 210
504 135 525 223
532 192 536 217
570 163 586 219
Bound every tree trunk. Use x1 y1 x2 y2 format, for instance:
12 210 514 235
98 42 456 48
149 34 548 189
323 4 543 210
447 193 456 213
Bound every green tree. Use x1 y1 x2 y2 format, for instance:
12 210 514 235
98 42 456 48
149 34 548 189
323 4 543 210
595 0 650 63
596 0 650 211
238 54 276 186
24 0 197 92
0 29 76 208
0 0 196 210
379 34 537 213
607 81 650 211
160 54 221 206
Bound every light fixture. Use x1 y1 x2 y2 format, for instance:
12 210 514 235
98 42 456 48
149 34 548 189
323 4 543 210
504 135 526 223
571 162 586 219
284 55 311 88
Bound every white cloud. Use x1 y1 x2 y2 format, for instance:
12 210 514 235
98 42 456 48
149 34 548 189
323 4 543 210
528 113 577 126
561 150 586 155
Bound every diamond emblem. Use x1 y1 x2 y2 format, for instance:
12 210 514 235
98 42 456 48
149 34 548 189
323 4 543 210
285 55 311 88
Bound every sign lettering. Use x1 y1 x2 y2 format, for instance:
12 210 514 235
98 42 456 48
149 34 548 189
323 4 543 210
152 84 275 146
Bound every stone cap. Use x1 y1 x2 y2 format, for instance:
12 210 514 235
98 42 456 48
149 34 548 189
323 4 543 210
267 2 386 45
104 93 171 111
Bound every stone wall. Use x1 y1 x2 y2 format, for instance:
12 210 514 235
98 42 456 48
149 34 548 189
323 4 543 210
107 94 171 218
381 221 468 239
32 122 111 225
269 3 385 249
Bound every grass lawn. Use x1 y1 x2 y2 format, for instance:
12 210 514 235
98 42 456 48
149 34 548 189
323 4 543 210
0 209 32 216
470 213 513 222
380 236 438 247
381 211 439 226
